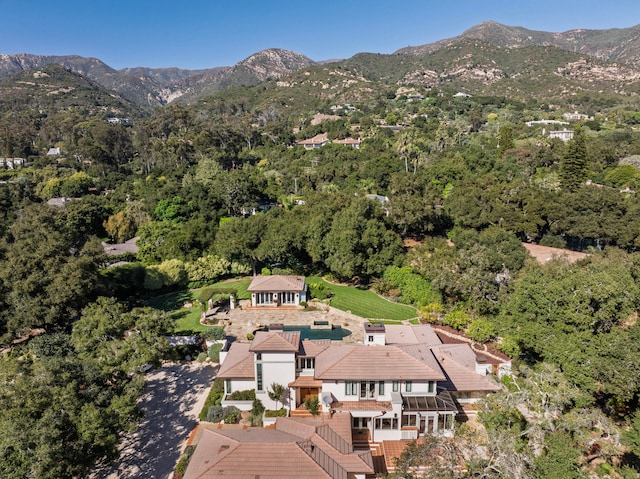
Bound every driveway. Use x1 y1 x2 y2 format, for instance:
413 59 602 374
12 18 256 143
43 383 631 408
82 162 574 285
90 362 217 479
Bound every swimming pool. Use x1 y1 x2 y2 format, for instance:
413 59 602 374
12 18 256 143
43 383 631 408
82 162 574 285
253 325 352 341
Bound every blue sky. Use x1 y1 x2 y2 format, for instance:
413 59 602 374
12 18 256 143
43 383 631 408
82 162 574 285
1 0 639 70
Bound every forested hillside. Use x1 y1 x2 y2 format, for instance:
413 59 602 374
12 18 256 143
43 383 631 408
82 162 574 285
4 31 640 477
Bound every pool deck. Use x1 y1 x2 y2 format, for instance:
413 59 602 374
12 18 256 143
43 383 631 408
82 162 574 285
211 301 369 343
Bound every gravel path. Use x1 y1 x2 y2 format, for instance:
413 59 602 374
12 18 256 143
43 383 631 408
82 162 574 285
90 362 217 479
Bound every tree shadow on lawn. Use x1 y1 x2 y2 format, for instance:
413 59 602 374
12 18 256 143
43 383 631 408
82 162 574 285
145 290 194 312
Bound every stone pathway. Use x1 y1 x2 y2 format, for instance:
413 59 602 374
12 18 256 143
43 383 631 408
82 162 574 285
212 302 368 343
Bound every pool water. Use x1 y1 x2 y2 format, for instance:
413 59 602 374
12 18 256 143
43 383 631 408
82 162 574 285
254 325 352 341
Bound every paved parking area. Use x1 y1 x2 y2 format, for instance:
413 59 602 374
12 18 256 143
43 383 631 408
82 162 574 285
90 362 217 479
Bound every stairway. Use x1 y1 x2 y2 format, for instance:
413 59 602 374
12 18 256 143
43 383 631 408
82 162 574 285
289 408 313 418
353 440 387 474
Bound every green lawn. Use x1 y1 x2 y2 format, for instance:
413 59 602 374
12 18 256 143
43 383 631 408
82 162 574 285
308 277 417 321
146 277 252 332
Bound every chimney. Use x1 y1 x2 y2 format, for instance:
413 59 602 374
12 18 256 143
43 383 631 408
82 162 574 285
364 322 386 345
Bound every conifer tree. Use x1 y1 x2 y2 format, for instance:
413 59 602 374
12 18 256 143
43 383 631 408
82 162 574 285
559 127 587 190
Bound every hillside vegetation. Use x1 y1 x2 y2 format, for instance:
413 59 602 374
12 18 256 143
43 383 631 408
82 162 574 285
4 21 640 478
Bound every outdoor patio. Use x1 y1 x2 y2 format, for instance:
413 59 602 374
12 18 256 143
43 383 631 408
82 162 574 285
209 301 369 343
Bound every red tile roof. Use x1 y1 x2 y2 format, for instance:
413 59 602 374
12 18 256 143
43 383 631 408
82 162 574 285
384 324 442 346
315 345 445 381
217 343 254 379
250 331 300 352
247 275 306 292
185 416 374 479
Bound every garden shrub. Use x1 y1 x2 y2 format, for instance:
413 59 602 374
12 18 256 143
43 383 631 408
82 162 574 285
309 281 333 300
264 408 287 417
199 378 224 421
208 343 223 362
196 352 208 362
466 318 497 343
206 405 241 423
203 326 226 341
444 309 472 330
420 302 444 323
383 266 441 307
228 389 256 401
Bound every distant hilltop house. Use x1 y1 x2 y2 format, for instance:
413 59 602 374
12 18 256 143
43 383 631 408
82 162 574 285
296 133 361 149
525 119 569 127
47 147 61 156
453 92 472 98
217 322 505 446
107 117 131 125
331 137 361 149
330 104 356 112
0 158 25 169
246 274 308 308
563 111 593 121
548 129 574 142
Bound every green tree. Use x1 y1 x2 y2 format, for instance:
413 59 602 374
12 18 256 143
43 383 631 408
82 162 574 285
559 127 588 190
267 383 286 410
498 124 515 158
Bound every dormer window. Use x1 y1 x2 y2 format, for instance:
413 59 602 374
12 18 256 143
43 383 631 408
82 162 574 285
298 357 315 369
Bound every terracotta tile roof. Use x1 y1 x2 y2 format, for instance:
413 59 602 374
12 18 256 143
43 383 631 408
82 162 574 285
300 339 332 357
184 431 330 478
384 324 442 346
315 345 444 381
431 344 478 371
296 133 329 146
185 416 374 479
431 348 501 393
250 331 300 352
395 344 445 377
332 137 361 145
289 375 323 388
247 274 306 292
330 400 393 412
217 343 254 379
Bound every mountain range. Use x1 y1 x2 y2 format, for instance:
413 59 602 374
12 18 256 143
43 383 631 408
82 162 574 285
2 21 640 110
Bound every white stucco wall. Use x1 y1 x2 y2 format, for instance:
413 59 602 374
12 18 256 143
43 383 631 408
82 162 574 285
256 351 296 410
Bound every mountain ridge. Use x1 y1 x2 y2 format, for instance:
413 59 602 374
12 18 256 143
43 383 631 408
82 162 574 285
3 21 640 109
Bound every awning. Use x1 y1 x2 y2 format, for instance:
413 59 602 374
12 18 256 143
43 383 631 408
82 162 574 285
402 390 458 412
289 376 323 388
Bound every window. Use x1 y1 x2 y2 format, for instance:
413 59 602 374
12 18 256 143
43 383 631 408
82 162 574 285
257 293 273 305
360 381 375 399
345 381 358 396
374 417 398 430
368 335 374 342
428 381 435 393
298 357 315 369
378 381 385 395
405 381 412 392
225 379 232 394
392 381 399 392
256 353 262 360
256 363 263 391
402 414 418 427
444 414 453 430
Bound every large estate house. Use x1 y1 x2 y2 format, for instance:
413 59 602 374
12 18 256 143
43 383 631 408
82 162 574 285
217 322 503 443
